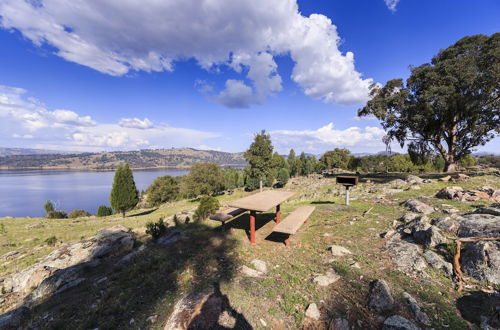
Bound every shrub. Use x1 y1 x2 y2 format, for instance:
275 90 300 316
44 200 55 214
46 210 68 219
45 236 57 246
110 163 139 217
182 163 225 198
96 205 113 217
146 218 167 239
193 195 220 222
146 175 179 207
276 168 290 187
460 154 475 168
69 209 91 218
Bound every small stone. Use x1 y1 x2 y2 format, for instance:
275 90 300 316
368 279 394 312
250 259 267 274
382 315 421 330
330 318 349 330
146 315 158 323
305 303 320 320
329 245 352 257
259 318 267 327
423 250 453 275
402 292 431 326
240 265 264 278
129 318 135 325
313 271 341 287
404 199 435 215
439 175 451 182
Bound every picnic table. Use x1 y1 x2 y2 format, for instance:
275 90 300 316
228 190 295 244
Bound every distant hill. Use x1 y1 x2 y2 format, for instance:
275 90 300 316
0 148 247 169
0 147 77 157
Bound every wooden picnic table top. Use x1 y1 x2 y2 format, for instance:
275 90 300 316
228 190 295 212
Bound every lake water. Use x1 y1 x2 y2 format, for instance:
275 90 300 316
0 168 188 218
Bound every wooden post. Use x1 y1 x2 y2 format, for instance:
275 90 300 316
304 217 308 224
276 204 280 223
259 180 263 192
250 210 256 244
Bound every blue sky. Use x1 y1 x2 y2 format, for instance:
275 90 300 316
0 0 498 154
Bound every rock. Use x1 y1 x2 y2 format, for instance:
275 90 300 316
454 173 470 182
400 213 419 223
389 179 408 189
368 279 394 312
329 318 349 330
250 259 267 274
380 230 396 239
25 224 44 229
329 245 352 257
402 216 431 234
146 314 158 323
0 225 134 295
413 226 446 247
461 241 500 284
436 186 464 200
443 208 459 214
406 175 424 184
0 251 22 261
423 250 453 275
382 315 421 330
402 292 431 326
156 229 185 245
457 214 500 238
406 185 421 190
403 199 434 215
313 271 341 287
439 175 452 182
0 306 31 329
240 265 265 278
305 303 320 320
385 235 427 274
219 310 236 328
474 206 500 216
432 215 460 234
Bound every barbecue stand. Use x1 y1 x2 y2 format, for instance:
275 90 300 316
336 176 358 205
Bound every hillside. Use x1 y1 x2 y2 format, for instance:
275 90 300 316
0 148 247 169
0 148 77 157
0 172 498 329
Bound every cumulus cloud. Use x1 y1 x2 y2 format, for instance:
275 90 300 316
384 0 400 12
0 0 373 107
271 123 387 153
0 84 219 151
118 117 154 129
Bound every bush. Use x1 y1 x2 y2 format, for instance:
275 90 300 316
46 210 68 219
44 200 55 214
45 236 57 246
194 195 220 222
146 175 179 207
69 209 91 218
145 218 167 239
460 154 475 168
182 163 225 198
96 205 113 217
276 168 290 187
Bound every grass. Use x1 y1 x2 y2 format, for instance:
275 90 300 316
0 172 498 328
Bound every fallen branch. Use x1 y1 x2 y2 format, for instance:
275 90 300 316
453 236 500 292
362 207 374 217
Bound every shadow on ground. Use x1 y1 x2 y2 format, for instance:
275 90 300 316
4 222 246 329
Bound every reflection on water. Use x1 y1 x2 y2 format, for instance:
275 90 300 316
0 168 188 217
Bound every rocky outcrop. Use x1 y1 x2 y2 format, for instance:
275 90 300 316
0 225 135 296
402 292 430 326
413 226 446 247
436 186 500 202
457 214 500 238
423 250 452 275
368 279 394 312
461 241 500 284
385 235 427 275
403 200 435 215
382 315 421 330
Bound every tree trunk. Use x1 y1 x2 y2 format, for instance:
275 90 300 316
444 154 458 172
122 210 126 217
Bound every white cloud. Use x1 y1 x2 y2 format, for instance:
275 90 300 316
0 84 219 151
0 0 373 108
271 123 387 153
118 117 154 129
384 0 400 12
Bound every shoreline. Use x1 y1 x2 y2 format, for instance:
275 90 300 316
0 164 247 171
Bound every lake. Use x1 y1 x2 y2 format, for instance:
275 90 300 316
0 168 188 218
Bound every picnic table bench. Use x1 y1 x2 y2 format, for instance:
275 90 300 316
273 205 315 247
209 207 246 224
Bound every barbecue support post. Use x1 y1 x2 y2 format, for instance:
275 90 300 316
345 186 350 206
276 204 281 223
250 210 256 244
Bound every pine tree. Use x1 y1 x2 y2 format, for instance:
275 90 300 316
110 163 139 217
288 149 298 177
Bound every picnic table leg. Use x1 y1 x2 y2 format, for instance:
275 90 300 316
250 211 256 244
276 204 281 223
285 235 291 247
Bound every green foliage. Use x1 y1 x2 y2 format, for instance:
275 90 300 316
109 163 139 217
193 195 220 222
304 156 316 175
46 210 68 219
222 168 244 190
476 154 500 168
146 175 179 207
460 154 475 168
145 218 167 239
276 168 290 187
244 130 274 190
287 149 299 177
182 163 225 197
358 33 500 172
320 148 352 169
96 205 113 217
44 200 55 214
69 209 91 218
432 155 446 172
387 154 415 172
244 172 261 191
45 236 58 246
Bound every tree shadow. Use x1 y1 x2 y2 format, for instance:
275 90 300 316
129 208 158 217
456 291 500 327
310 201 336 205
1 222 242 329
